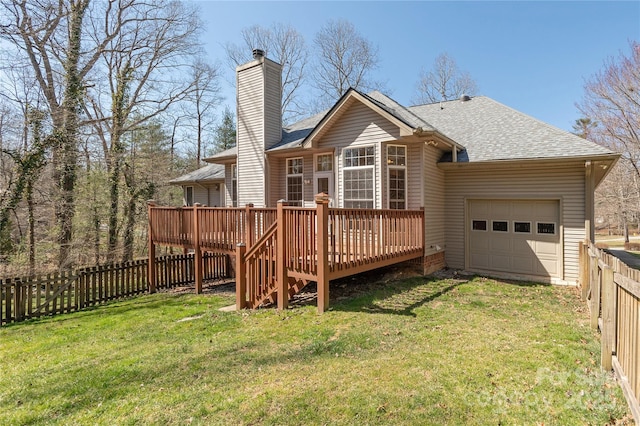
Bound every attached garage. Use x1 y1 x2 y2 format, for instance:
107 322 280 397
467 199 562 279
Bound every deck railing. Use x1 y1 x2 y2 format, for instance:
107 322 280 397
148 195 425 312
580 241 640 422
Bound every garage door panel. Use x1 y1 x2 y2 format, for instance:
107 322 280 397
490 236 511 252
468 199 560 279
535 241 559 256
490 254 511 271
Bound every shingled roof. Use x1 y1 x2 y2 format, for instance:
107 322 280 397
408 96 614 162
168 163 225 185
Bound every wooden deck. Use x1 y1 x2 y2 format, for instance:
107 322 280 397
148 194 425 312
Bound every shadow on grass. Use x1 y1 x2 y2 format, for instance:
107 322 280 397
332 275 466 317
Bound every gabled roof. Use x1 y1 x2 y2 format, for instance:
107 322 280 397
169 163 225 185
409 96 615 162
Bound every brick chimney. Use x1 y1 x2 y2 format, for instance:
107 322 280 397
235 50 282 207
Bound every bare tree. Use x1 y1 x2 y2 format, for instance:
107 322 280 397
413 52 478 104
0 0 118 268
225 23 307 123
80 0 202 262
312 19 383 108
579 41 640 242
187 60 222 166
578 41 640 178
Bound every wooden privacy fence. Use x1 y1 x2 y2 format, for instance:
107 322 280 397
1 252 228 326
580 241 640 422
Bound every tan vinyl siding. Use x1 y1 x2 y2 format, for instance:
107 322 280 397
237 63 265 206
264 61 282 148
443 162 586 282
316 101 400 208
423 146 446 256
267 157 285 207
192 186 208 206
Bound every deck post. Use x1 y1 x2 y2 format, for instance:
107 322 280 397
236 243 247 310
147 200 157 293
276 200 289 310
193 203 203 294
316 193 330 313
245 204 254 246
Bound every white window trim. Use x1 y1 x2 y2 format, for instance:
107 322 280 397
286 157 304 206
513 221 532 234
471 219 488 232
342 145 375 209
536 221 557 235
491 220 509 232
314 153 335 202
386 144 407 210
231 164 237 207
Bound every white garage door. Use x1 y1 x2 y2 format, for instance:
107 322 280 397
468 199 561 278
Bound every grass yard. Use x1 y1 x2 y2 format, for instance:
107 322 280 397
0 273 633 425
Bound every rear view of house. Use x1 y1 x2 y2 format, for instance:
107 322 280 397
171 51 618 286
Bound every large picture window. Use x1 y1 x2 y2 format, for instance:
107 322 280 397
343 146 374 208
287 157 303 206
387 145 406 209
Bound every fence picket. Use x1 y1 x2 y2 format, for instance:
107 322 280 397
0 252 228 326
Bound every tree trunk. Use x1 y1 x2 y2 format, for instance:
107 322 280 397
55 1 88 269
26 179 35 276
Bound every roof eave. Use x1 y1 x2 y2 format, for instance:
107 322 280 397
437 153 620 169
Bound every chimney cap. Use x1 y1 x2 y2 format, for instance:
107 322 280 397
252 49 265 59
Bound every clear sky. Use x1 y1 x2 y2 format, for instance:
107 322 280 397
194 1 639 132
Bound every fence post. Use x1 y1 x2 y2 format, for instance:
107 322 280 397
193 203 203 294
600 265 615 371
590 252 600 329
236 243 246 310
580 241 589 300
245 204 254 246
276 200 289 310
316 193 330 313
147 200 157 293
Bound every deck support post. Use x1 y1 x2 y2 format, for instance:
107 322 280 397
601 265 615 371
276 200 289 310
316 193 330 313
236 243 247 310
193 203 203 294
147 200 157 293
245 204 254 246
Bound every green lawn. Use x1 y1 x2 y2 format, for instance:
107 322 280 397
0 274 633 425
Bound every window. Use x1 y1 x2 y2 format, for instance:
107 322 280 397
315 154 333 172
343 146 374 208
184 186 193 206
537 222 556 235
514 221 531 233
231 164 237 207
387 145 406 209
492 221 508 232
472 220 487 231
287 157 303 206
